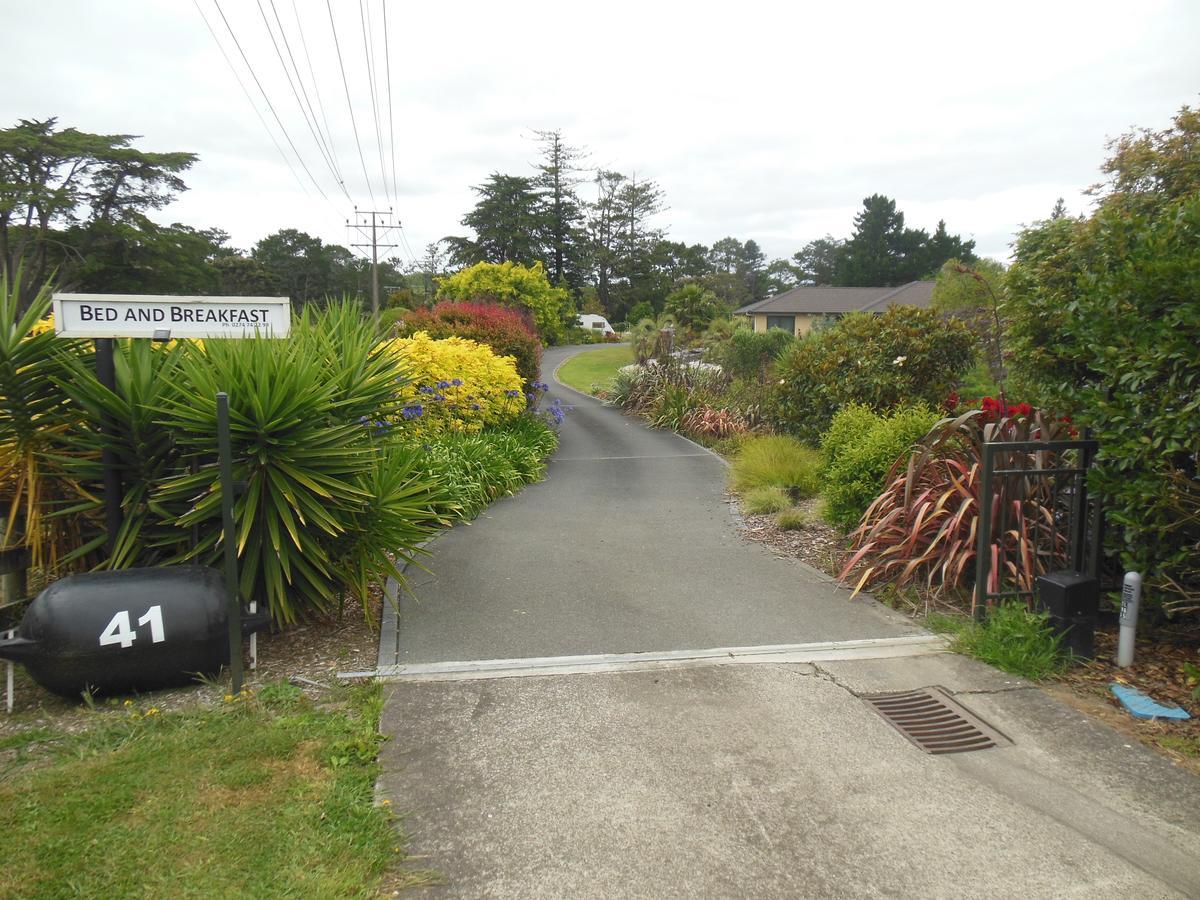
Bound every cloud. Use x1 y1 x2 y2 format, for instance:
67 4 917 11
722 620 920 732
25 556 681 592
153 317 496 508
1 0 1197 264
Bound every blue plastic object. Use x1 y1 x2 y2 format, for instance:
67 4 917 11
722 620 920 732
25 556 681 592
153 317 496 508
1110 683 1192 721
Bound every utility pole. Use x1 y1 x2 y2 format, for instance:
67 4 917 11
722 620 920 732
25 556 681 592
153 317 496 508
348 208 398 322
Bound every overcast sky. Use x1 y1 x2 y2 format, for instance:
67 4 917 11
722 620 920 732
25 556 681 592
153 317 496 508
3 0 1198 267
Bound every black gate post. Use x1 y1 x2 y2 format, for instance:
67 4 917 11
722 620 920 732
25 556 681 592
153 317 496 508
94 338 122 557
216 392 243 694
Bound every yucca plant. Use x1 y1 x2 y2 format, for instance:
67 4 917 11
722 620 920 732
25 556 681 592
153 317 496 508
54 338 193 569
0 270 88 576
840 407 1074 608
154 303 439 624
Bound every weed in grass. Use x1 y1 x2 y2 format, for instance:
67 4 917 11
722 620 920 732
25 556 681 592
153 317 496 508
743 486 790 515
775 507 808 531
922 610 971 636
1158 734 1200 759
951 602 1068 680
729 435 821 498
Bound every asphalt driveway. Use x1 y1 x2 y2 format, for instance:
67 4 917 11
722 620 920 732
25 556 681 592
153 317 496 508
384 344 920 667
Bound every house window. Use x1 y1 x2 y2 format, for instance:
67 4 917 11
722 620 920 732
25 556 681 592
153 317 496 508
765 315 795 333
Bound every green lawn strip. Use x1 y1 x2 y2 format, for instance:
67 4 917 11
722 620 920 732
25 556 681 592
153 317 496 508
554 344 633 395
0 682 426 899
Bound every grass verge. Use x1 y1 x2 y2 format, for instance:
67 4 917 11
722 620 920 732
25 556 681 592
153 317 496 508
924 603 1068 680
555 344 633 395
0 681 426 898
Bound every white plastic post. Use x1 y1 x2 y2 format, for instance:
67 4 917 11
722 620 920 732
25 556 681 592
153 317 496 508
1117 571 1142 668
249 601 257 671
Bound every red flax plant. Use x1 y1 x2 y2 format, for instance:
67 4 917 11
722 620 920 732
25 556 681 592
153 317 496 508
840 401 1075 613
681 406 749 441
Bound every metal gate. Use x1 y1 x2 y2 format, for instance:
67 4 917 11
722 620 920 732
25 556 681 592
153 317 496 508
973 438 1102 618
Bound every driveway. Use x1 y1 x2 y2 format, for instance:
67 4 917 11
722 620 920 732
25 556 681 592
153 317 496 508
377 345 1200 898
382 344 921 668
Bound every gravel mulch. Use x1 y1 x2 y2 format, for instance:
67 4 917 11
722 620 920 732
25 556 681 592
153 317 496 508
731 495 844 578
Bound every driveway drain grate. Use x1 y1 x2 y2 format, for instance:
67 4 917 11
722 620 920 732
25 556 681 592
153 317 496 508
864 687 1009 755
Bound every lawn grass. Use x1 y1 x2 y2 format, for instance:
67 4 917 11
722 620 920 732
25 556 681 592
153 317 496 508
0 682 425 898
555 344 633 395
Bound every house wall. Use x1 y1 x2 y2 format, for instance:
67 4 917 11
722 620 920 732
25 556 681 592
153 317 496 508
750 313 817 337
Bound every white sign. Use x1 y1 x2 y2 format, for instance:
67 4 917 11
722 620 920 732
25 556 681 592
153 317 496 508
52 293 291 339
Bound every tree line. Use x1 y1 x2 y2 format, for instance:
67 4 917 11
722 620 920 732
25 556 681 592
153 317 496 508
441 130 978 323
0 118 404 311
1 118 976 319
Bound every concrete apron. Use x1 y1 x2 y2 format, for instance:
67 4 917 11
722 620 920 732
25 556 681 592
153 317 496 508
379 651 1200 899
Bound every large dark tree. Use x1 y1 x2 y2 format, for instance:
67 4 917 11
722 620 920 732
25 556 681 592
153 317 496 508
252 228 362 307
67 218 231 295
445 173 544 268
835 195 974 286
0 117 195 306
532 129 588 292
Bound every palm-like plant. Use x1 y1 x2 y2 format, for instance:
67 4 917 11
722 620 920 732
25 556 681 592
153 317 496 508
55 338 192 569
0 270 87 576
154 302 442 624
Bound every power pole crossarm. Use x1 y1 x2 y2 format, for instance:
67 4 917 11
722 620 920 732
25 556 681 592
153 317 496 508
349 209 398 322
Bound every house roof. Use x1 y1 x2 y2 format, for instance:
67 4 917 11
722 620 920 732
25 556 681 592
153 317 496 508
734 281 935 316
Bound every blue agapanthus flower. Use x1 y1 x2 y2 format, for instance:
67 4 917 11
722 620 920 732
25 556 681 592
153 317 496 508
401 405 424 420
418 385 435 395
451 378 463 387
436 380 451 389
505 389 521 397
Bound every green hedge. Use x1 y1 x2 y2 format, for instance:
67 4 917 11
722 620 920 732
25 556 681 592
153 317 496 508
820 403 940 530
774 306 974 443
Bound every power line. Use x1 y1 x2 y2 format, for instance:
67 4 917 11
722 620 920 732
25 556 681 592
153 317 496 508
326 0 376 207
398 224 419 268
289 0 342 183
263 0 348 196
210 0 334 205
192 0 311 198
359 0 392 208
382 0 399 217
254 0 346 201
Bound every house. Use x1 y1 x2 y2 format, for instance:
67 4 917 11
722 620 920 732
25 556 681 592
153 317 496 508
577 313 616 335
733 281 935 338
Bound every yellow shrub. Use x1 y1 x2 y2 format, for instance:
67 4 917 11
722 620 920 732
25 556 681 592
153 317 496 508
386 331 524 434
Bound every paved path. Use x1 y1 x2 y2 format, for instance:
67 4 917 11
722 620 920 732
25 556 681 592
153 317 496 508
378 346 1200 898
382 344 919 668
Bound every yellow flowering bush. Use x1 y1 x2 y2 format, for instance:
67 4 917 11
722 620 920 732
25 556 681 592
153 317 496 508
386 331 524 434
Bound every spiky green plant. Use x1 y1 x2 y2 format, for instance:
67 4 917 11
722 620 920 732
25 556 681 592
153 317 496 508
55 339 192 569
0 270 88 574
154 303 441 624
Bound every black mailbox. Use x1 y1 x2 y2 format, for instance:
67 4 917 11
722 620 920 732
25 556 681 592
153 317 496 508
1036 570 1099 660
0 566 268 698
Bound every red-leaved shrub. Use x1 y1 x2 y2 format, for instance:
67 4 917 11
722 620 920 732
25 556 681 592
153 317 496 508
395 302 542 386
